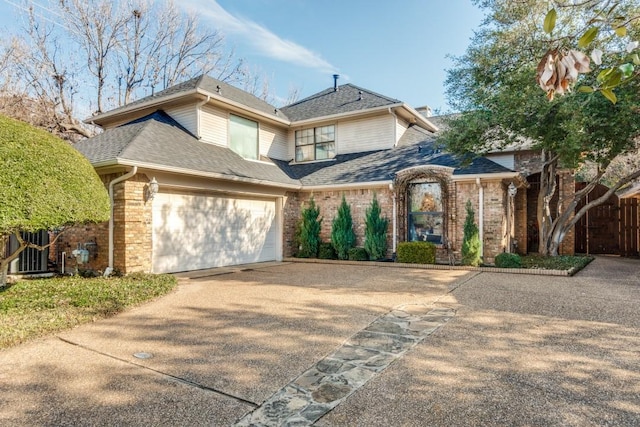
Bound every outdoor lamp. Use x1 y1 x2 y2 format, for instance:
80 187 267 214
146 177 159 201
508 182 517 198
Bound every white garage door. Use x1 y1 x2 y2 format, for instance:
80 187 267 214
152 192 277 273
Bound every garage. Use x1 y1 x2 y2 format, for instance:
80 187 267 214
152 192 278 273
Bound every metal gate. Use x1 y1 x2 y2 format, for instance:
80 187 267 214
575 183 639 256
5 231 50 273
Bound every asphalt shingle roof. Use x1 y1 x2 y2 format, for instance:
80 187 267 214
280 84 401 121
273 128 513 187
96 75 286 121
75 111 299 187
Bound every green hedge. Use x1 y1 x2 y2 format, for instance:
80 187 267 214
495 252 522 268
396 241 436 264
348 247 368 261
318 242 337 259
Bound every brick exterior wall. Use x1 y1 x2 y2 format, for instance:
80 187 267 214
283 187 395 258
284 180 513 264
56 172 153 274
452 180 509 264
57 149 575 275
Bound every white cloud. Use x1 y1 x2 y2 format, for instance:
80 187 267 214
181 0 337 74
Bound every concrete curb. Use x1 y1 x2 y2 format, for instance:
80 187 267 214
283 257 579 277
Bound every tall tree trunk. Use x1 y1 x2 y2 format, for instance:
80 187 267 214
537 150 559 256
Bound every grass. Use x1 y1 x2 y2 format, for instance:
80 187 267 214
520 254 594 272
0 273 177 349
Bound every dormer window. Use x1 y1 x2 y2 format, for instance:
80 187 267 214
229 114 258 160
295 125 335 162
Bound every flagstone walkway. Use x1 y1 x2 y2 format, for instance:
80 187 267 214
235 305 456 426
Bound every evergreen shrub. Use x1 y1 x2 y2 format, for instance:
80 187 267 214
396 241 436 264
461 200 482 266
331 195 356 260
364 194 389 260
495 252 522 268
295 197 322 258
348 247 369 261
318 242 337 259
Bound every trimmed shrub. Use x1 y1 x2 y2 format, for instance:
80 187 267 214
318 242 337 259
461 200 481 266
364 193 389 260
295 197 322 258
396 241 436 264
495 252 522 268
348 247 369 261
331 195 356 260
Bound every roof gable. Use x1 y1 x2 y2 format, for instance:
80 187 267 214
88 75 286 124
75 111 299 186
280 83 401 122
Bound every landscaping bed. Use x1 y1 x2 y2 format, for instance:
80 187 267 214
0 273 177 349
286 254 595 276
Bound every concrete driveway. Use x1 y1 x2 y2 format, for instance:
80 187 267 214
1 257 638 426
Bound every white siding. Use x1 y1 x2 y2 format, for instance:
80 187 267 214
200 104 228 146
337 115 395 154
165 104 197 135
260 122 288 160
396 118 409 145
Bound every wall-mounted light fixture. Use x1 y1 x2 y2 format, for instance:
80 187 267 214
508 182 517 198
146 177 159 201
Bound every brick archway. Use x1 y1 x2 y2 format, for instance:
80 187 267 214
394 167 453 245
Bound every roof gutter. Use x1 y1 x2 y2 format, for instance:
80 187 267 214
86 90 199 125
301 180 392 192
452 171 527 184
290 103 404 127
100 158 302 190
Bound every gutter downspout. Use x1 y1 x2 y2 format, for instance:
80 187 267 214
196 95 211 139
388 107 398 147
476 177 484 260
104 166 137 276
390 182 397 254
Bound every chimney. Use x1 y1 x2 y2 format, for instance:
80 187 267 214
333 74 339 91
416 105 432 118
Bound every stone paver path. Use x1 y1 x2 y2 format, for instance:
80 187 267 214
235 304 456 426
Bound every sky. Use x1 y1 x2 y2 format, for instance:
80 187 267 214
0 0 485 113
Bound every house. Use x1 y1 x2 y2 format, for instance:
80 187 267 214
57 74 575 274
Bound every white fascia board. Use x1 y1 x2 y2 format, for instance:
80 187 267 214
102 158 302 190
400 104 439 132
301 180 392 191
86 88 291 127
195 88 290 126
290 103 404 127
85 90 199 125
451 172 522 182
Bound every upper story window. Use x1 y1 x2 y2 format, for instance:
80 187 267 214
229 114 258 160
408 182 443 245
295 125 335 162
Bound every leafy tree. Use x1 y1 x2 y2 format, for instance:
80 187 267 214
364 193 389 260
442 0 640 256
0 0 253 140
461 201 481 266
331 195 356 260
535 1 640 103
0 115 110 286
295 196 322 258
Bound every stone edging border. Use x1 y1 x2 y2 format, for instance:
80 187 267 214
283 257 580 277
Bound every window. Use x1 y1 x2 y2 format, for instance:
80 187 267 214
295 125 335 162
408 182 443 244
229 114 258 160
